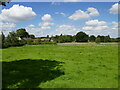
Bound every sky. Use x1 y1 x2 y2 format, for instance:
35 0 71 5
0 2 119 38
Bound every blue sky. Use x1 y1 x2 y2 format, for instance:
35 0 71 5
1 2 119 38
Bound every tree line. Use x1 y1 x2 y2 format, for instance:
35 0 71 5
0 28 120 48
51 32 120 43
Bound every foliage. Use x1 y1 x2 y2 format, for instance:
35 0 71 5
0 32 5 48
75 32 89 42
29 34 35 39
1 32 25 48
16 28 29 38
95 37 101 44
52 35 74 43
89 35 96 42
97 35 111 42
104 35 111 42
4 32 20 47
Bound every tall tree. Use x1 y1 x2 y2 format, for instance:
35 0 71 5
104 35 111 42
5 32 19 46
1 32 5 43
95 37 101 44
75 32 89 42
0 32 5 48
89 35 96 42
29 34 35 39
16 28 29 38
0 0 11 6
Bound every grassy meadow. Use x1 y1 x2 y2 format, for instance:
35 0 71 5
2 44 118 88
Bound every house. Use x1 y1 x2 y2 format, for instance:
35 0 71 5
32 39 41 42
41 38 50 41
40 38 54 42
18 37 54 42
18 37 32 41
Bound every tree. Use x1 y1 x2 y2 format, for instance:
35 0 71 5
95 37 101 44
0 32 5 48
89 35 96 42
16 28 29 38
75 32 89 42
29 34 35 39
72 35 76 42
47 35 49 38
104 35 111 42
0 0 11 6
5 32 19 46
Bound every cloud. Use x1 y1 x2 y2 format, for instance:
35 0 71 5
25 26 44 37
39 22 54 26
109 3 120 14
28 24 35 27
60 12 66 16
82 20 118 37
0 22 16 36
85 19 107 26
111 21 120 30
25 21 54 37
87 8 99 16
0 4 36 22
39 22 55 30
82 19 109 36
69 10 90 20
55 12 66 16
83 20 108 31
49 24 79 36
69 7 99 20
41 14 53 21
41 26 51 30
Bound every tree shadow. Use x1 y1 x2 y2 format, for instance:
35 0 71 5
2 59 65 88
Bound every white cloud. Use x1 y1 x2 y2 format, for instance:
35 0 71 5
82 19 109 36
50 24 79 36
87 8 99 16
111 21 120 30
0 4 36 22
60 12 66 16
39 22 54 26
39 22 55 30
25 27 44 37
25 21 54 37
82 20 118 37
41 14 53 21
69 7 99 20
85 19 107 26
69 10 90 20
41 26 51 30
109 3 120 14
28 24 35 27
82 26 93 30
0 22 16 36
55 12 66 16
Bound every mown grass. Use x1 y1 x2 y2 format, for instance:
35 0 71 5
2 44 118 88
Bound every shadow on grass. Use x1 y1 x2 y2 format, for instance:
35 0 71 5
2 59 65 88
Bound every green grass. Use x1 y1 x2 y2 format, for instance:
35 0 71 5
2 45 118 88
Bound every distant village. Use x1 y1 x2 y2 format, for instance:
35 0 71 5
18 37 54 42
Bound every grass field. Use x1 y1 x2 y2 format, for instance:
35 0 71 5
2 44 118 88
